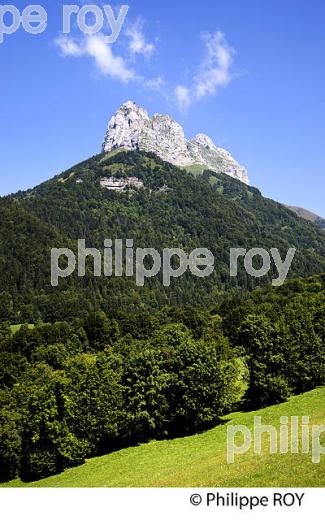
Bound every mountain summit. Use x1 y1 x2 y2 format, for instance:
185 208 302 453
102 101 249 184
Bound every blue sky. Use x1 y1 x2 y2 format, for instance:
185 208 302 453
1 0 324 216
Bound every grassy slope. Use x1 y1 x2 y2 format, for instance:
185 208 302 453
3 387 324 488
10 324 34 333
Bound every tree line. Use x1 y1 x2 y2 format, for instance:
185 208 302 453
0 275 324 483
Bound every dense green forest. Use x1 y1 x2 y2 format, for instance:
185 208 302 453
1 150 325 322
0 150 324 484
0 274 324 483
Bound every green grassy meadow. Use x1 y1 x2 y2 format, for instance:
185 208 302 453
10 324 34 334
2 387 324 488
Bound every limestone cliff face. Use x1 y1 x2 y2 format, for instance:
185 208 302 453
102 101 249 184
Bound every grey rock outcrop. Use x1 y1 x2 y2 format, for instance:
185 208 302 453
102 101 249 184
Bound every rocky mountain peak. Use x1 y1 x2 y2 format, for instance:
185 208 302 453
102 101 249 184
191 133 216 150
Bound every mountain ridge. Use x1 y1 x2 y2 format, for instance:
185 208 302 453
102 101 249 184
2 149 324 323
286 205 325 229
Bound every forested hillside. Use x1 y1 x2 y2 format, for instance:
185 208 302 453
1 150 325 322
0 151 324 483
0 275 324 483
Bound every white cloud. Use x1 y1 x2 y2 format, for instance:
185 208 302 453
194 31 234 99
126 19 155 57
174 85 191 111
173 31 235 110
85 34 135 82
144 76 164 92
54 35 84 57
55 27 236 111
55 34 135 83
